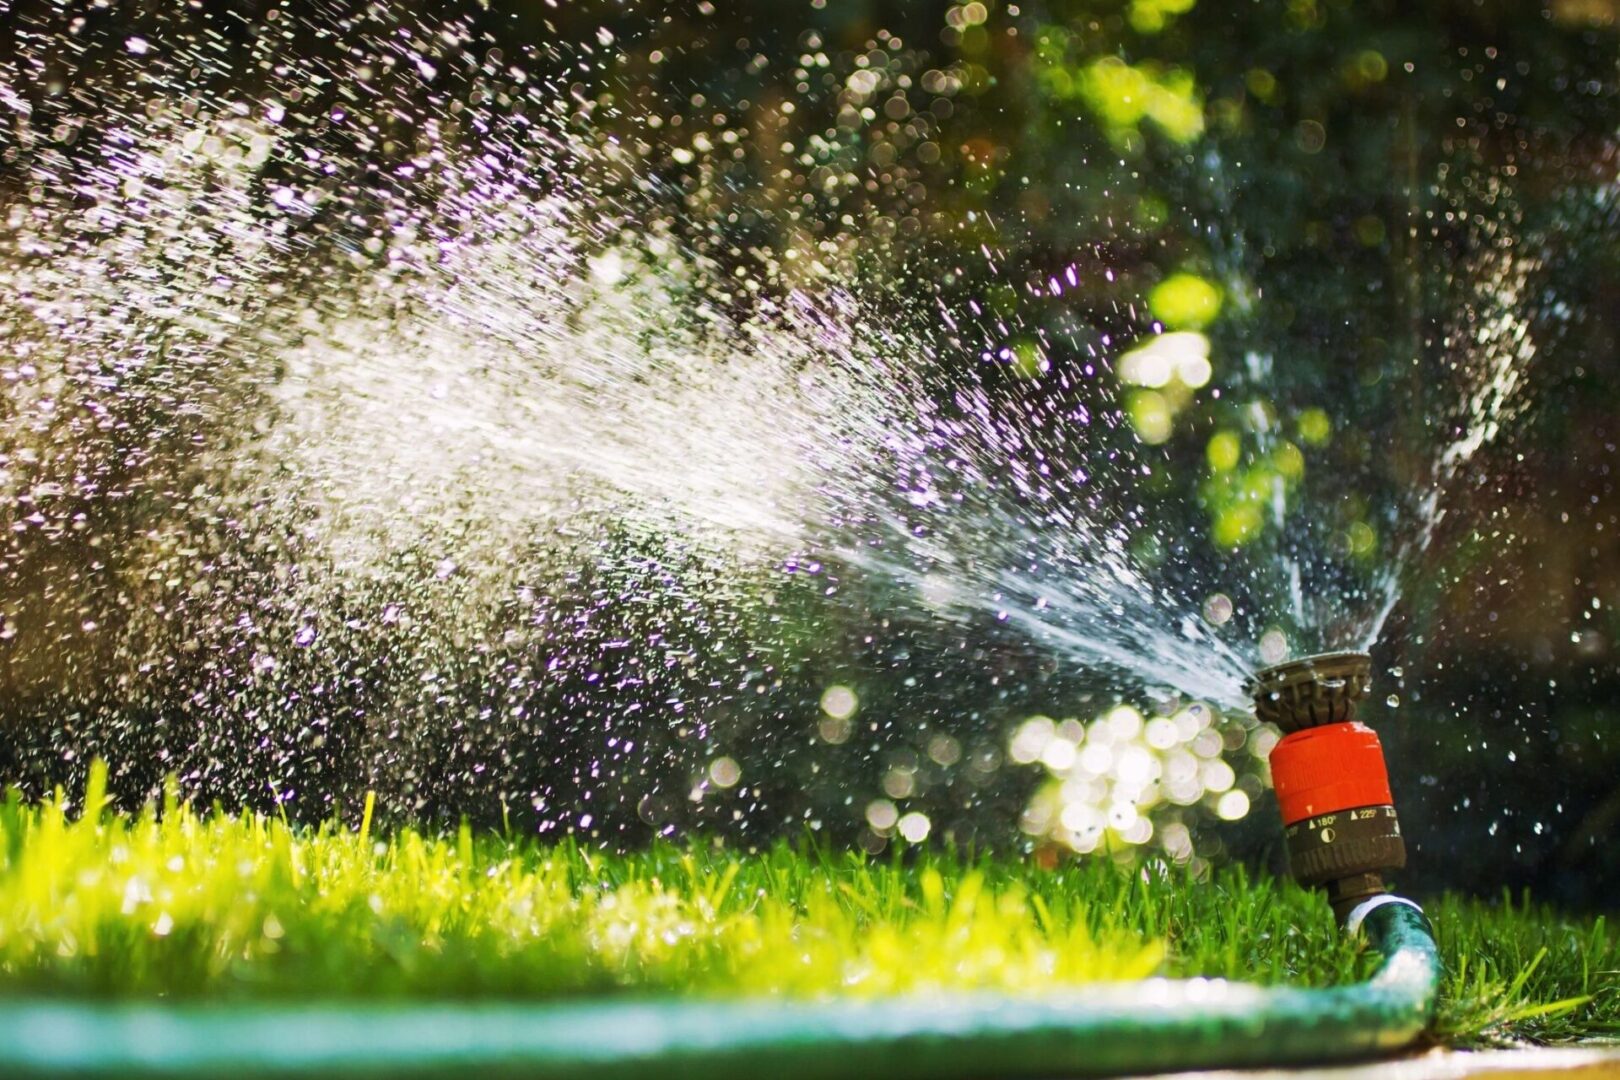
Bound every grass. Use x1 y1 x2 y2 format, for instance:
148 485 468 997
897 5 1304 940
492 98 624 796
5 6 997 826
0 764 1614 1047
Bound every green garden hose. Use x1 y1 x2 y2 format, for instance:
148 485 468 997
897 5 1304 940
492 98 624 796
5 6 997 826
0 897 1437 1078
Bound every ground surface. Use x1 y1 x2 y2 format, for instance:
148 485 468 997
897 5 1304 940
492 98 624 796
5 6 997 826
0 765 1614 1047
1161 1046 1620 1080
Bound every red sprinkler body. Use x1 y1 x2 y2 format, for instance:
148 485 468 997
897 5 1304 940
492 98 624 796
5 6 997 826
1249 652 1407 922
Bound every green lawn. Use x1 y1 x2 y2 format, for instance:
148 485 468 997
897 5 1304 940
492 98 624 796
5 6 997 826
0 764 1612 1047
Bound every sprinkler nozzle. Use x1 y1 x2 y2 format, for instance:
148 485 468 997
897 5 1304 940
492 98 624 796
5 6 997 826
1250 652 1406 923
1246 650 1372 733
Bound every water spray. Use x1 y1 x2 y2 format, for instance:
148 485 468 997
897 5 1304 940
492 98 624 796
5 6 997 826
1249 651 1408 922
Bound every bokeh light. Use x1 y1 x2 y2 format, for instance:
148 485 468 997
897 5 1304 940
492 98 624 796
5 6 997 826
1012 700 1269 871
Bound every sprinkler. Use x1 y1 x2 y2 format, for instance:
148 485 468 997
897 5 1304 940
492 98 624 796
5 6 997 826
1248 651 1407 922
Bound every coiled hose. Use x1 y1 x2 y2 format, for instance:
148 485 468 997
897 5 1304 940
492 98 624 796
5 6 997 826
0 897 1438 1078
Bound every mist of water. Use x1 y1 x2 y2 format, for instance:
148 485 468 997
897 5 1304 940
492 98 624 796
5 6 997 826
0 3 1548 843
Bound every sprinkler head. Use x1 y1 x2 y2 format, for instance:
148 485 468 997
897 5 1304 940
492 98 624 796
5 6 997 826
1249 652 1406 924
1247 650 1373 733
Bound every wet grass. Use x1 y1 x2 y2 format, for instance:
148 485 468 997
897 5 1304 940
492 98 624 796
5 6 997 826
0 763 1613 1046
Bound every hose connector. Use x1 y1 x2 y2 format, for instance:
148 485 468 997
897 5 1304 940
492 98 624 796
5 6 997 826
1248 652 1407 923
